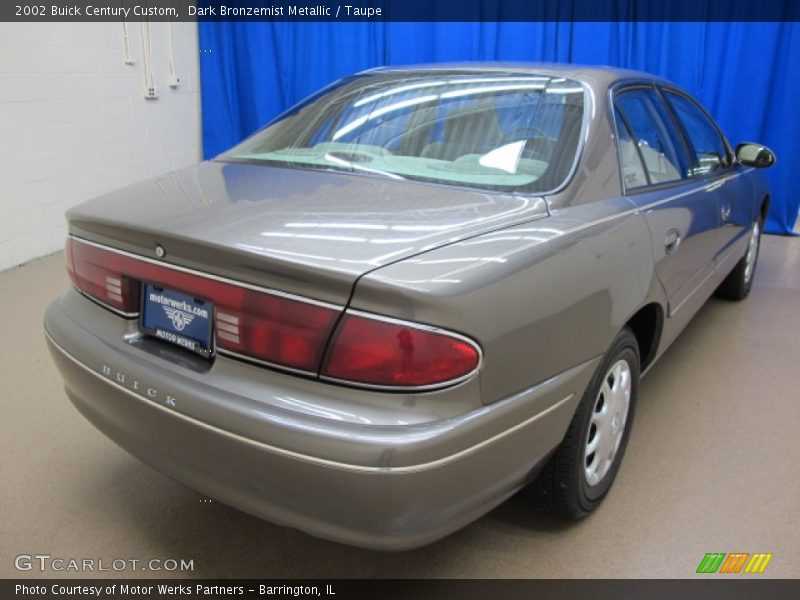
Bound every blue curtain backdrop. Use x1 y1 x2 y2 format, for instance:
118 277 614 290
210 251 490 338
198 22 800 234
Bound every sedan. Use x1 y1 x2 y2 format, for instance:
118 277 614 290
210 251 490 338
45 64 775 550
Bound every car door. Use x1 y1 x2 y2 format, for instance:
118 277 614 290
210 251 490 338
612 85 721 317
659 88 753 264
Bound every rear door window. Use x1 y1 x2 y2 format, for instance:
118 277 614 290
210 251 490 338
613 108 649 189
615 88 690 186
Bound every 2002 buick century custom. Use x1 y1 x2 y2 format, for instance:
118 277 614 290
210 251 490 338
45 64 775 549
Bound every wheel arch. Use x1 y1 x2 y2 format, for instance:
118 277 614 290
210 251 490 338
759 194 770 223
624 302 664 372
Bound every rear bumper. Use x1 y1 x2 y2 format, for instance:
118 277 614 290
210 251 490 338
45 290 596 550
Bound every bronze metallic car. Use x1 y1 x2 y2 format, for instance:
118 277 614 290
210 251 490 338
45 64 775 549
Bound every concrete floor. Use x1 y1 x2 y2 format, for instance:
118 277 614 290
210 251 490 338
1 236 798 579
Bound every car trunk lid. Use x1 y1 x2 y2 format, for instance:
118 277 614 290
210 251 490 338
67 161 549 305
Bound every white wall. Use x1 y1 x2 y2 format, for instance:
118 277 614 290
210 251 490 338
0 22 201 271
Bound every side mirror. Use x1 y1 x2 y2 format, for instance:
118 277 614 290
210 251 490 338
736 143 776 168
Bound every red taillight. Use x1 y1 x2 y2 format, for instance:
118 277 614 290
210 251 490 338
66 237 481 385
321 313 481 388
212 292 338 372
66 237 339 372
67 238 140 313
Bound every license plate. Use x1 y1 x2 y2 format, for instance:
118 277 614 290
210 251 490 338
141 284 213 356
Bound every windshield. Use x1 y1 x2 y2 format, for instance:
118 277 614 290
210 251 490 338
221 71 586 193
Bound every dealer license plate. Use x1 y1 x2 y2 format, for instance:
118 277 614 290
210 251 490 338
141 284 213 356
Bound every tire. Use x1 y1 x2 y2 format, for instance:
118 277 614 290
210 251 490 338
527 327 640 518
715 218 762 301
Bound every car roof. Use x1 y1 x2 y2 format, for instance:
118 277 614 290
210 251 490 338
359 62 671 88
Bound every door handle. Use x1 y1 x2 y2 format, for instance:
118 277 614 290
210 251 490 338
665 229 681 254
721 205 731 221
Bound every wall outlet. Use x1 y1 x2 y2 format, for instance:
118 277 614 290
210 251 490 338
143 85 158 99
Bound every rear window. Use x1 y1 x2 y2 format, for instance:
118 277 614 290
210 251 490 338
221 72 586 193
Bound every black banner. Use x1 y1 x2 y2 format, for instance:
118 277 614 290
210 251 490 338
2 0 800 22
4 579 800 600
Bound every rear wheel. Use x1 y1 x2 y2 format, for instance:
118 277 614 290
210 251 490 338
528 328 639 518
715 218 762 300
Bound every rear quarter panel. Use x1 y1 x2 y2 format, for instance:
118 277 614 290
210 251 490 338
353 196 663 404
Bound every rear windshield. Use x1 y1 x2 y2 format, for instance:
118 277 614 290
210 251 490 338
221 71 586 193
